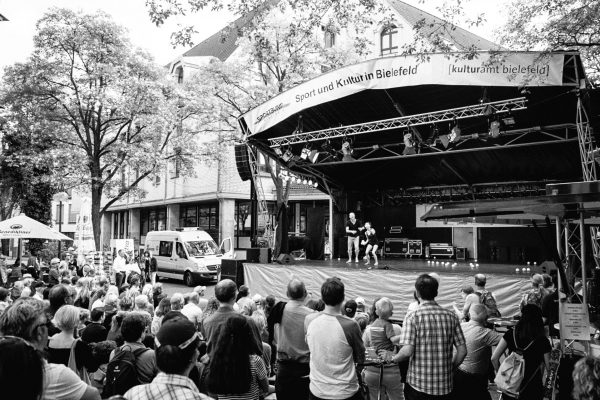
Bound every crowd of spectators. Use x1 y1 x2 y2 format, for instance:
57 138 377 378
0 250 598 400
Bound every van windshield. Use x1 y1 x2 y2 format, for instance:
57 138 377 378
185 240 219 257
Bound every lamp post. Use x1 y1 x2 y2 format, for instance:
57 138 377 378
53 191 69 258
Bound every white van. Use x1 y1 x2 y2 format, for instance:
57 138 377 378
145 228 234 286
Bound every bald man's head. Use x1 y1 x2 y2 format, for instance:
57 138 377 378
287 279 307 301
215 279 237 304
469 304 488 323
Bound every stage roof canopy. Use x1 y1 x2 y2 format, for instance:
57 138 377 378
240 51 599 194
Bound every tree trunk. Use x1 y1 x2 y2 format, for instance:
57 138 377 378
275 202 289 257
91 183 104 251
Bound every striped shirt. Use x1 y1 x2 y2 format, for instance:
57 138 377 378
399 300 465 396
218 354 267 400
124 373 211 400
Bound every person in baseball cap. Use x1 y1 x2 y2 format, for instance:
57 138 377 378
125 316 207 399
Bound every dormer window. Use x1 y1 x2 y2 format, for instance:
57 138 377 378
175 66 184 84
381 25 399 56
324 30 336 48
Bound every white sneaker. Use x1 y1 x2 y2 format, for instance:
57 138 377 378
374 262 379 266
346 259 352 264
355 259 359 263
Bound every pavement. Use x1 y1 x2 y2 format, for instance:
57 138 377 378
159 277 217 298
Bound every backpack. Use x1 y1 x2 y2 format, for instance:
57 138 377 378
476 290 501 318
494 330 540 398
102 346 150 397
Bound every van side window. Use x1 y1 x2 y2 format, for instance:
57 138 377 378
176 242 187 259
159 241 173 257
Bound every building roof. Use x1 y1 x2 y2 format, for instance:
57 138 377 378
387 0 499 50
179 0 497 64
0 13 8 21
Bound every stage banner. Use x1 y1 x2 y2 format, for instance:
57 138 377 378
241 51 566 136
244 263 531 318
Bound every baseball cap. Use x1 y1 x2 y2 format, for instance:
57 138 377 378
155 317 198 349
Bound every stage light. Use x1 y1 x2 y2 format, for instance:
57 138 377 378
502 116 515 126
308 179 313 185
300 147 310 160
403 133 416 155
313 181 318 188
341 140 355 162
489 120 501 138
449 125 461 143
302 178 308 185
308 149 320 163
274 147 283 157
282 149 293 163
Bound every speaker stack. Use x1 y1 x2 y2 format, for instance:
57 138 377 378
234 143 252 181
220 259 245 286
276 254 294 264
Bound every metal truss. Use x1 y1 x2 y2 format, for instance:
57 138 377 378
310 124 576 165
268 97 527 148
246 145 273 248
382 182 548 204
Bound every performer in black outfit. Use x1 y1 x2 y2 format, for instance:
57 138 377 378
361 222 379 266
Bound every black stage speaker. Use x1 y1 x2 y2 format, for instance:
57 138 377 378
234 143 252 181
221 259 245 286
244 248 272 263
456 247 467 260
276 253 294 264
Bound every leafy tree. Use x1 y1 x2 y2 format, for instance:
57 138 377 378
500 0 600 83
1 8 200 249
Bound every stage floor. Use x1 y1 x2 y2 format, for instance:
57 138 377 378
244 259 534 319
279 258 530 276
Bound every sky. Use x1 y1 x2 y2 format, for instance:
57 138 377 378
0 0 512 75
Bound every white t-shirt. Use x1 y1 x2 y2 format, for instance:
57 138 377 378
112 256 126 273
181 303 203 326
43 362 88 400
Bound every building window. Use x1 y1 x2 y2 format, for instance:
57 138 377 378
68 204 78 224
235 201 252 237
141 207 167 236
324 30 336 48
180 205 198 227
176 66 184 84
381 25 398 56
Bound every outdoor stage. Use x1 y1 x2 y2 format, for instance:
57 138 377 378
243 259 534 318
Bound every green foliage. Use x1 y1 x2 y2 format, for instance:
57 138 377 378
500 0 600 83
1 8 201 247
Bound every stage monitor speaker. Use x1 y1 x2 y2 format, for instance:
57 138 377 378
276 253 294 264
243 248 272 263
220 259 245 286
234 143 252 181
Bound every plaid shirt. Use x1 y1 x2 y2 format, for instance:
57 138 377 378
399 300 466 396
124 372 211 400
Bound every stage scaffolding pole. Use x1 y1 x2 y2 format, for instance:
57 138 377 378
329 197 334 259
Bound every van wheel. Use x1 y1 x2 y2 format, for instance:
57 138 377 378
184 272 195 287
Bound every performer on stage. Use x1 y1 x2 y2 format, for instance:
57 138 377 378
361 222 379 266
345 212 363 263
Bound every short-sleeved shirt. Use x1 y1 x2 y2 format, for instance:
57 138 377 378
305 312 365 399
125 372 211 400
217 354 267 400
458 321 502 375
346 220 361 237
367 318 395 352
503 328 551 400
398 300 465 396
43 362 89 400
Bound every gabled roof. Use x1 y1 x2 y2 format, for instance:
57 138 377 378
387 0 499 50
182 12 252 61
